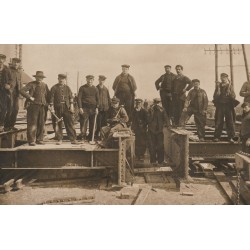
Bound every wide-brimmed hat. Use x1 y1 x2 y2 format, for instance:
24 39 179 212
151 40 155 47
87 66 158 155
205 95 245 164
33 71 46 78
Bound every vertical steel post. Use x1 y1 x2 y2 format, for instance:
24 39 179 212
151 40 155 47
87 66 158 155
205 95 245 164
77 71 80 92
229 44 234 88
242 44 250 82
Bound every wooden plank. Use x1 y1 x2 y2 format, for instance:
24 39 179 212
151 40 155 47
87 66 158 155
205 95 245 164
214 172 234 204
134 167 172 174
133 188 150 205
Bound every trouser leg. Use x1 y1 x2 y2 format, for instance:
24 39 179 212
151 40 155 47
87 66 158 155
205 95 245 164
36 105 45 142
194 112 206 139
179 111 192 127
214 106 225 139
6 94 19 128
63 108 76 141
148 131 157 163
79 113 89 138
156 132 164 163
135 130 147 158
0 93 8 128
225 106 235 139
88 113 96 139
27 105 40 143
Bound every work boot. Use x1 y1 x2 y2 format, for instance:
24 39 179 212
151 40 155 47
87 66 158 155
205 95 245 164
56 140 62 145
29 142 36 146
36 141 45 145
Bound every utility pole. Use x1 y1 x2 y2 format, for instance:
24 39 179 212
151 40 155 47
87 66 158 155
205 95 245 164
229 44 234 88
242 44 250 82
77 71 80 92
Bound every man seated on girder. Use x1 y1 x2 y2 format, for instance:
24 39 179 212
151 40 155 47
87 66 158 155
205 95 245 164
99 96 129 148
179 79 208 142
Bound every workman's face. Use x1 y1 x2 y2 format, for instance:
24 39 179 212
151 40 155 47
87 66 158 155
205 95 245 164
175 67 182 75
87 79 94 85
35 76 43 83
193 82 200 89
135 102 142 109
122 67 129 74
221 76 228 83
165 67 171 74
58 78 67 84
112 102 119 108
0 57 6 65
99 79 105 84
243 105 250 113
13 61 20 69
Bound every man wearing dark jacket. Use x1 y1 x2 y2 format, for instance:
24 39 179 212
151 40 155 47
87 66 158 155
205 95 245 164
147 98 167 165
213 73 239 143
20 71 50 146
50 74 78 145
172 65 193 126
239 74 250 103
155 65 176 127
100 96 129 148
180 79 208 141
240 102 250 153
112 64 137 119
78 75 99 141
4 58 22 131
131 98 148 160
96 75 110 138
0 54 13 132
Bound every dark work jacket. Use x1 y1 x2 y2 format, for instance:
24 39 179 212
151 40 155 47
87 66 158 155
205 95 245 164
155 72 176 94
172 74 192 95
20 81 50 106
184 88 208 114
240 111 250 138
50 83 73 108
131 108 148 132
107 106 129 127
148 105 167 134
78 84 99 109
96 84 110 111
112 73 137 95
239 82 250 103
0 65 12 93
9 67 22 94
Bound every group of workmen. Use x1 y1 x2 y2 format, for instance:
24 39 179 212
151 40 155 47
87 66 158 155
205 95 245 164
1 53 250 165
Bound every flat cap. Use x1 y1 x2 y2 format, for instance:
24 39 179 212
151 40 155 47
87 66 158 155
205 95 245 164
111 96 120 103
220 73 228 77
58 74 67 79
0 54 6 59
11 57 21 63
153 98 161 103
86 75 94 79
99 75 107 80
164 65 171 68
192 79 200 83
241 102 250 108
121 64 130 68
135 98 143 103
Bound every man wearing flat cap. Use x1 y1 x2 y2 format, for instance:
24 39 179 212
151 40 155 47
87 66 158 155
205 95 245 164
0 54 13 132
112 64 137 119
100 96 129 148
213 73 239 143
95 75 111 138
77 75 99 141
240 102 250 153
155 65 176 127
4 58 22 131
147 98 167 165
50 74 78 145
172 65 193 127
131 98 148 160
239 72 250 103
20 71 50 146
180 79 208 142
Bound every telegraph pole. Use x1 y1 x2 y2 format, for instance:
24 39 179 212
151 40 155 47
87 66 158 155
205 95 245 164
229 44 234 88
242 44 250 82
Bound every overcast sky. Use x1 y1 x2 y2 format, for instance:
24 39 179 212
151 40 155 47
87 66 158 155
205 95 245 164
1 44 250 101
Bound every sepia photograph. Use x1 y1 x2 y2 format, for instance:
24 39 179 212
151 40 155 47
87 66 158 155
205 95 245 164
1 44 250 205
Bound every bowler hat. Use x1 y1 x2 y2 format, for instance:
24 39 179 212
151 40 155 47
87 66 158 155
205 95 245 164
58 74 67 79
121 64 130 68
153 98 161 103
111 96 120 103
33 71 46 78
11 57 21 63
86 75 94 79
99 75 107 80
221 73 228 77
0 54 6 59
